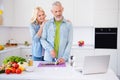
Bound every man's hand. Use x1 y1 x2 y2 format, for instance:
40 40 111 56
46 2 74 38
57 58 65 64
50 50 56 58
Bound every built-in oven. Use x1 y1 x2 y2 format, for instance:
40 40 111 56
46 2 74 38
95 28 117 49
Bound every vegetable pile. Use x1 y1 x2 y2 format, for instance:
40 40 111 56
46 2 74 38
0 56 28 74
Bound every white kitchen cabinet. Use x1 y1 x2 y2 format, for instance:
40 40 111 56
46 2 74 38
14 0 34 26
94 49 117 74
0 48 20 65
2 0 14 26
117 50 120 77
1 0 119 27
71 46 94 67
93 0 118 27
74 0 94 26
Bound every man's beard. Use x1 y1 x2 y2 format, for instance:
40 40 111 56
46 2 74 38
55 16 63 21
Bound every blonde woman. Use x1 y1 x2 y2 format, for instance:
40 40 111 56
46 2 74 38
29 6 46 61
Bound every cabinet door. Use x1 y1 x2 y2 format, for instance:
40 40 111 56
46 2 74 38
95 49 117 74
118 50 120 76
14 0 34 26
93 0 118 27
2 0 14 26
74 0 94 26
21 48 32 59
71 48 94 67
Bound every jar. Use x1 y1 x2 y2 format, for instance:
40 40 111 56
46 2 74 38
26 55 33 66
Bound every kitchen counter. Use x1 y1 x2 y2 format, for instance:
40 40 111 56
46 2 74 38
0 61 119 80
0 44 94 54
72 44 94 50
0 45 31 54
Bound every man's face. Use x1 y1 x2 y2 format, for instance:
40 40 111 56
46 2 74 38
51 6 63 21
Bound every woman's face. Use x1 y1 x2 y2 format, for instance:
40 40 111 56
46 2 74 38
36 10 46 24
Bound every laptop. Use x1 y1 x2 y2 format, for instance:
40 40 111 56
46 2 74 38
75 55 110 75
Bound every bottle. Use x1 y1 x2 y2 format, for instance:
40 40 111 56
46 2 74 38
28 55 33 66
70 55 74 66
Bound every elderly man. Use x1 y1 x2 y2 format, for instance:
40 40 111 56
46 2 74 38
41 1 73 64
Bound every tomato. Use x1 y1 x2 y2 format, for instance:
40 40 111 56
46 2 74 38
5 69 11 74
12 62 17 64
11 67 16 73
12 63 19 69
16 68 22 74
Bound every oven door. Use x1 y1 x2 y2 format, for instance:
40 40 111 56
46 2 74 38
95 28 117 49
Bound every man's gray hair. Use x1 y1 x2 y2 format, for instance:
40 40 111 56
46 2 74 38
52 1 62 7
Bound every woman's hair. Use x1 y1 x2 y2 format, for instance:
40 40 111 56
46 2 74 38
31 6 45 24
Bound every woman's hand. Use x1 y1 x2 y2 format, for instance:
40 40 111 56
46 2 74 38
40 20 48 28
37 20 48 37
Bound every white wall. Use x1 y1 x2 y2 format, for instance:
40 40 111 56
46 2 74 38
13 0 75 26
0 27 10 44
93 0 118 27
1 0 119 27
74 0 94 26
2 0 14 26
73 27 94 45
10 27 32 44
0 26 94 46
14 0 34 26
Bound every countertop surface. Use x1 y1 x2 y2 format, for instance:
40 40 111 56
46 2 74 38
0 45 31 53
0 44 94 54
0 61 119 80
72 44 94 49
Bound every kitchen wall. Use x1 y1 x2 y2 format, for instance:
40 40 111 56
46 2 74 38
0 0 119 46
1 0 118 27
0 27 10 44
0 26 94 46
73 27 94 46
0 27 31 45
2 0 14 26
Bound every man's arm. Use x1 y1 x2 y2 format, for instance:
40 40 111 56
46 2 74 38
40 23 54 53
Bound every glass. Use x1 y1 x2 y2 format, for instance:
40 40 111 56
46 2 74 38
26 55 33 66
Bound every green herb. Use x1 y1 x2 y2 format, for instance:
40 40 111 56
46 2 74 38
3 56 26 64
